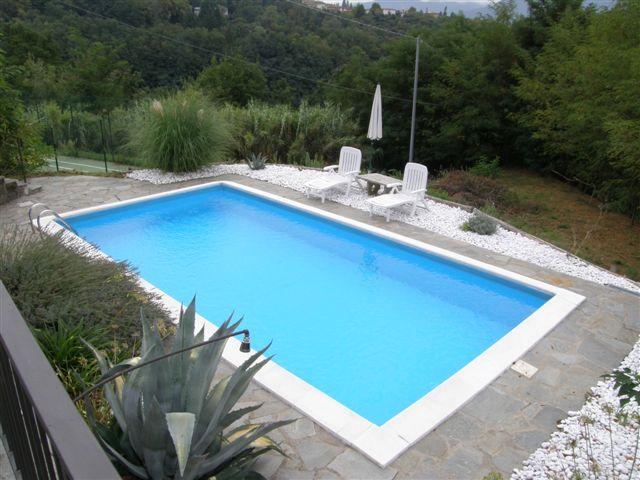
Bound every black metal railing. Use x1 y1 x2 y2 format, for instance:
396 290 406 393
0 281 119 479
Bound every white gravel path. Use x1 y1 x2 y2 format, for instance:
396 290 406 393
127 164 640 294
513 337 640 480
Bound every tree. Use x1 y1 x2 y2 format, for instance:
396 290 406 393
199 0 224 28
425 12 527 168
514 1 640 218
526 0 583 27
0 46 45 176
63 42 139 113
196 57 268 105
370 2 383 16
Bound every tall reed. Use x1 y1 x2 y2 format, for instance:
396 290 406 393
222 101 359 165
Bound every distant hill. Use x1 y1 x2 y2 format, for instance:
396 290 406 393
353 0 616 17
359 1 493 16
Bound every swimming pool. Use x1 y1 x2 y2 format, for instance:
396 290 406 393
48 181 584 466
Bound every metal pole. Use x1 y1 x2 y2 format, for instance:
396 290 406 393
106 112 115 163
408 36 420 164
99 116 108 173
53 144 59 172
49 119 59 172
16 138 27 184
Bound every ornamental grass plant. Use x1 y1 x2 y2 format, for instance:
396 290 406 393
130 89 231 172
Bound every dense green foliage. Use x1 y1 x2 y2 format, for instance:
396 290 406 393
1 0 638 217
33 319 111 400
1 227 173 420
85 297 290 479
130 90 230 171
0 46 46 176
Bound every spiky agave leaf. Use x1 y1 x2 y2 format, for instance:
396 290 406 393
184 314 241 417
227 425 288 456
195 420 293 477
166 412 196 477
84 396 149 479
168 298 197 412
121 340 165 457
81 338 129 432
191 344 272 455
140 308 164 357
141 397 168 480
83 297 289 479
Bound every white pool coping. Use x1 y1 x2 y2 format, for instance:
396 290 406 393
39 180 586 467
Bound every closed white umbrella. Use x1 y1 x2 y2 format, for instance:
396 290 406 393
367 84 382 141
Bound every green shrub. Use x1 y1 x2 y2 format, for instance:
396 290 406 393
84 297 291 479
462 213 498 235
482 473 504 480
130 89 231 172
0 227 170 344
33 320 111 400
469 155 501 178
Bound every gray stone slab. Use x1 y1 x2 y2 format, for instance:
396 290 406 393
295 437 345 470
327 450 398 480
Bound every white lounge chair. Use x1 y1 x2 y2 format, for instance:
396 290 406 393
367 163 429 222
305 147 362 203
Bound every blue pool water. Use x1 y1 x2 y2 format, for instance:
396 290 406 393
67 185 550 425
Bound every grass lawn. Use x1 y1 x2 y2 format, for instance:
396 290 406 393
486 169 639 281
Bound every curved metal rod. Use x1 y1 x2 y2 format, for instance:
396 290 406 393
36 209 79 236
28 203 51 232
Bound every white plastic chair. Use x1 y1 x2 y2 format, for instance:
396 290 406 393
305 147 362 203
367 163 429 222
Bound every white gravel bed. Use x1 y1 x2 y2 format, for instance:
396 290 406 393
513 337 640 480
127 164 640 293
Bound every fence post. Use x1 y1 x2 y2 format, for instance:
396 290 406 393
99 116 108 173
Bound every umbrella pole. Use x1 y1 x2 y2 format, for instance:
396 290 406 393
409 36 420 164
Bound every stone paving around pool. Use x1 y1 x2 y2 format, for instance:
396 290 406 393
2 174 639 479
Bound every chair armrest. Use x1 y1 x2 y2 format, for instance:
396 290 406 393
323 165 339 172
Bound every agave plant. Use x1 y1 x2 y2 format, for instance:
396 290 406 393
83 298 291 479
246 152 267 170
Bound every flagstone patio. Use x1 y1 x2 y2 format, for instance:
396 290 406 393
2 174 638 479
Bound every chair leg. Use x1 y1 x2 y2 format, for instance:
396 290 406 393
346 183 351 196
386 210 390 222
410 202 417 216
368 205 373 217
321 192 326 203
